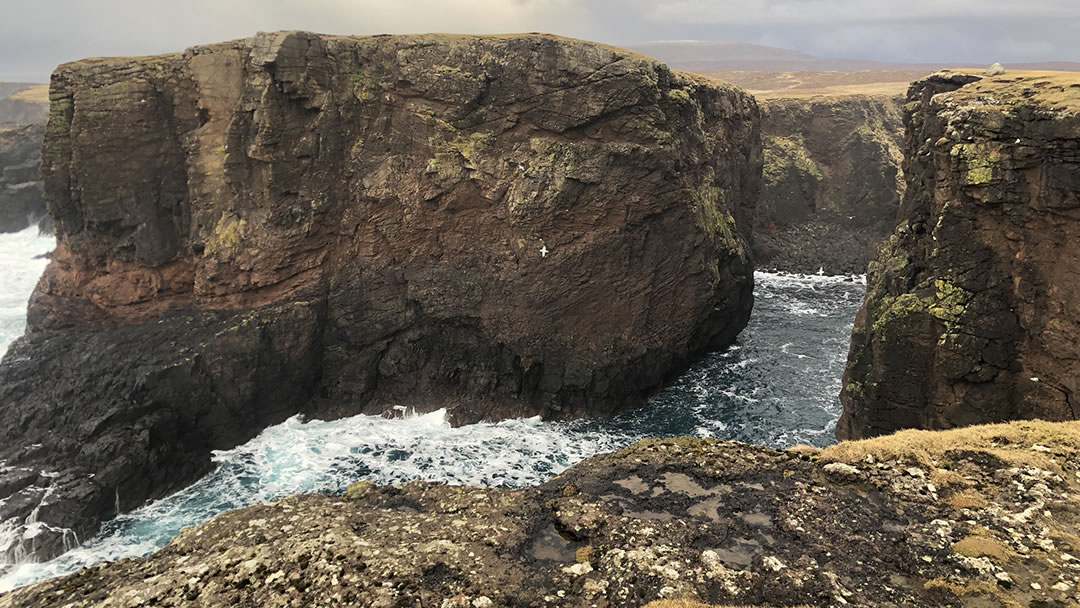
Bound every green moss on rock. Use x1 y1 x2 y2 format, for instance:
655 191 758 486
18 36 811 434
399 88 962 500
762 135 823 187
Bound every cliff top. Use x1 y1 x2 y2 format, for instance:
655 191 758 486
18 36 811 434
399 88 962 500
703 70 918 100
57 31 656 69
934 68 1080 112
52 30 741 98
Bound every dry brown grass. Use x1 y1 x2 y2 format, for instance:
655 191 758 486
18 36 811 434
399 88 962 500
928 468 969 489
645 601 811 608
952 535 1010 562
940 68 1080 111
819 420 1080 469
787 444 822 457
8 84 48 104
750 82 910 99
923 578 1020 606
947 490 988 511
699 69 921 99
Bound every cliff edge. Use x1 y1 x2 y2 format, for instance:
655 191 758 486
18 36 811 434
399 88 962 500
0 31 760 564
839 70 1080 439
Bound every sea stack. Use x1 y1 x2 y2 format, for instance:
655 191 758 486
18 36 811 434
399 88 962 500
0 31 760 563
839 70 1080 439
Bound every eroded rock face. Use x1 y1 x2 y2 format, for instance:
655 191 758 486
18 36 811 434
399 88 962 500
0 32 759 563
0 123 45 232
839 71 1080 440
5 421 1080 607
754 95 904 274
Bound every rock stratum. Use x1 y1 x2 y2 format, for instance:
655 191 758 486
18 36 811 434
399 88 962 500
5 421 1080 607
840 70 1080 439
0 32 760 565
753 94 904 274
0 123 46 232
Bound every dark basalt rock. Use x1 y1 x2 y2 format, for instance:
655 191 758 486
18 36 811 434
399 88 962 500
839 70 1080 440
0 32 760 564
0 123 45 233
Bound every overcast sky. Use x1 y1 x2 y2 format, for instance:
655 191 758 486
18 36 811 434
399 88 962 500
2 0 1078 82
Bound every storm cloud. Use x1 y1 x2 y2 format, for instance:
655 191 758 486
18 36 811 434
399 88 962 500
1 0 1077 81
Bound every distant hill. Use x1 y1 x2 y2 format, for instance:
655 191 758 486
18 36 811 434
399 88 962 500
0 83 48 125
628 40 1080 74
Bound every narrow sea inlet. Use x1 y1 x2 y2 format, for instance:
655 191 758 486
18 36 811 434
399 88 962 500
0 229 864 591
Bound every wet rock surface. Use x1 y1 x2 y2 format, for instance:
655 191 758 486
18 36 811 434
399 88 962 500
0 123 45 232
754 95 904 274
0 32 760 564
840 70 1080 439
4 421 1080 607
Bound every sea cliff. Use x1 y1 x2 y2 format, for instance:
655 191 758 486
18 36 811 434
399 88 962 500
0 31 761 564
840 70 1080 439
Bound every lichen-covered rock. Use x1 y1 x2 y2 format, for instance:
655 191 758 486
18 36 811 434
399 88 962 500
839 70 1080 439
0 123 45 232
0 31 760 564
754 95 904 274
5 421 1080 607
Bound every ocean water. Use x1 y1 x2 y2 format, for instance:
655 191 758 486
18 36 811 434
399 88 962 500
0 226 53 357
0 234 865 591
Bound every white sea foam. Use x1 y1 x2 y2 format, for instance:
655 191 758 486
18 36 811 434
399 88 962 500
0 226 53 357
0 409 634 592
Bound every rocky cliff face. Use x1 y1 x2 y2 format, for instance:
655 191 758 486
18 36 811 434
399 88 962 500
753 95 904 274
0 32 760 564
5 420 1079 607
0 123 45 232
839 71 1080 439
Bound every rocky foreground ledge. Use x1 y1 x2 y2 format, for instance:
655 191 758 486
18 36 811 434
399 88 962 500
4 420 1079 607
0 32 761 564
